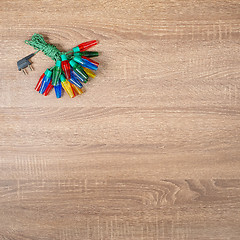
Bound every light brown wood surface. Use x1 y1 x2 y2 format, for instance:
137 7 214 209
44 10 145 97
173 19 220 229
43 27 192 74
1 0 240 239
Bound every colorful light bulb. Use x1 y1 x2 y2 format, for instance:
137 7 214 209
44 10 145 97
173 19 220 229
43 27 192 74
72 40 98 53
60 74 75 98
69 60 88 81
82 56 99 67
35 73 45 91
73 56 98 71
39 69 52 94
69 75 83 89
70 68 87 83
74 51 99 58
54 80 62 98
71 83 84 95
61 55 71 80
52 60 62 86
83 67 96 79
43 80 53 96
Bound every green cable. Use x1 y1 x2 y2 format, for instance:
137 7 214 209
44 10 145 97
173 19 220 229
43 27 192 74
25 33 73 62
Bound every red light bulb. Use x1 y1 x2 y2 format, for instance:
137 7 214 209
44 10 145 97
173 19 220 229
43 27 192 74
73 40 98 53
35 73 45 91
61 55 71 80
43 80 53 96
81 56 99 67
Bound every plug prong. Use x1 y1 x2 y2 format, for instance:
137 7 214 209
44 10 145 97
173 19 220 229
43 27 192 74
22 69 27 75
29 65 33 71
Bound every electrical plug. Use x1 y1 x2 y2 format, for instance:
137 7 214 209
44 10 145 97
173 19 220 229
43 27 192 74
17 53 35 74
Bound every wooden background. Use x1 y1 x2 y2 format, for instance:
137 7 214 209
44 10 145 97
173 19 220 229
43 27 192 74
0 0 240 239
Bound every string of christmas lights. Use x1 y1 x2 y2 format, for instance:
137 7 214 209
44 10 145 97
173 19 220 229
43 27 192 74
17 33 99 98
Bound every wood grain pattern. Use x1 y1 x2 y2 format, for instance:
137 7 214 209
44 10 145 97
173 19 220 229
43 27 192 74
0 0 240 239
